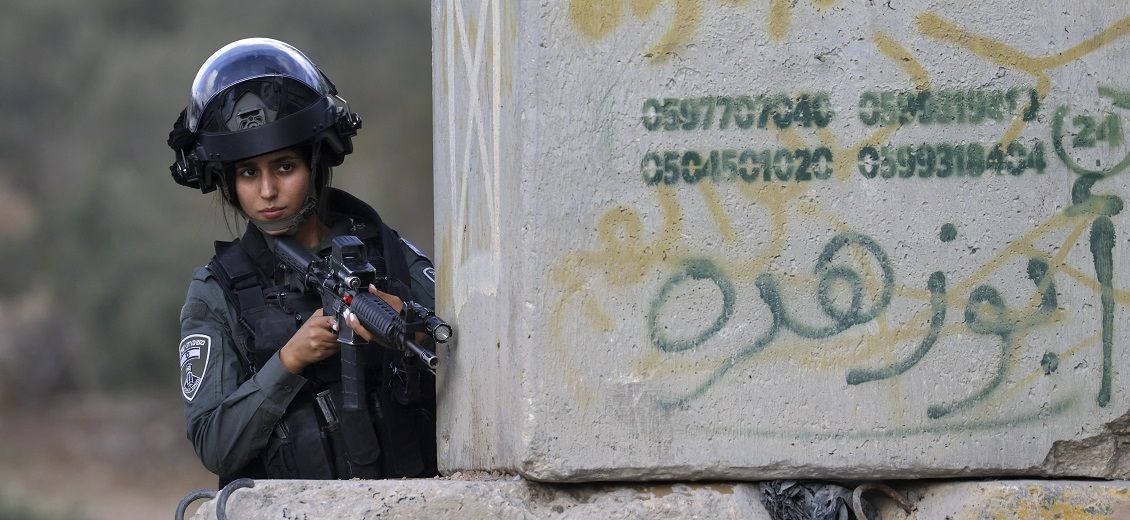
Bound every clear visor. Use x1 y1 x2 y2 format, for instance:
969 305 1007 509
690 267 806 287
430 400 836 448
186 38 331 132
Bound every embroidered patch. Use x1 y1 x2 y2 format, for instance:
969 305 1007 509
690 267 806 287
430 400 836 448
179 334 211 401
422 266 436 283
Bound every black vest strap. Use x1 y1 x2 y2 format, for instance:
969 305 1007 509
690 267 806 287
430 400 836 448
208 240 259 373
208 225 292 371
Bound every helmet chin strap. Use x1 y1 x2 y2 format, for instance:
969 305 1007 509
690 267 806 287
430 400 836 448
247 195 318 236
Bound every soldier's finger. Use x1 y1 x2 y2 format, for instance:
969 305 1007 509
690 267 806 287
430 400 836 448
347 312 375 342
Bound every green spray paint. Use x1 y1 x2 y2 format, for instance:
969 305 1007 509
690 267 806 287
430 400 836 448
939 223 958 242
927 258 1058 419
845 272 946 385
856 141 1046 179
651 230 1069 419
1098 85 1130 110
929 287 1012 419
641 147 835 185
1067 174 1122 407
648 259 736 353
1041 352 1060 375
1091 216 1115 407
1052 99 1130 178
654 232 894 409
647 105 1126 416
642 93 834 132
858 88 1037 127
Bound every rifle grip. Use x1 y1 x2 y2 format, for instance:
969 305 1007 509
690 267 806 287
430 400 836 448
341 343 365 412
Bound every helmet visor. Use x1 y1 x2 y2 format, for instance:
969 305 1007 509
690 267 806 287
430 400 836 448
186 38 331 132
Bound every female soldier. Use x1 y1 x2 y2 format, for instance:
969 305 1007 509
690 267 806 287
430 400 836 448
167 38 437 485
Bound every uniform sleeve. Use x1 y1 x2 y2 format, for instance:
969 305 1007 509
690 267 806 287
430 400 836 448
399 238 436 309
179 267 306 476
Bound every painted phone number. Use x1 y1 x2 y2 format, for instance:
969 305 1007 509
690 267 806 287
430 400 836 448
640 140 1048 185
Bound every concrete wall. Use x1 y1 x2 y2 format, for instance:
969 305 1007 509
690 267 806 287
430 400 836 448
187 479 1130 519
433 0 1130 481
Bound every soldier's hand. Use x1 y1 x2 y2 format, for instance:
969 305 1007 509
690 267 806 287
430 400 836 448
344 285 429 345
343 284 403 343
280 309 341 373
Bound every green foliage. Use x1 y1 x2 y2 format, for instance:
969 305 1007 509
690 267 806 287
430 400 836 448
0 0 432 393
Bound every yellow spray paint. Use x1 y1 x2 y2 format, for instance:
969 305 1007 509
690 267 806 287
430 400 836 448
544 4 1130 421
918 13 1130 146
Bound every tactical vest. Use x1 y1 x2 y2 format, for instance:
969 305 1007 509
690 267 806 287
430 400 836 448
206 191 437 485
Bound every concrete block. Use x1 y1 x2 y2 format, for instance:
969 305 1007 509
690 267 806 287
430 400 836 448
186 478 772 520
891 480 1130 519
185 479 1130 519
433 0 1130 480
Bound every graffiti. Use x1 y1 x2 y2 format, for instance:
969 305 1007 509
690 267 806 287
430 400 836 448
939 224 958 243
1052 86 1130 178
768 0 838 41
1069 174 1124 406
643 223 1067 416
845 271 947 387
642 94 834 132
569 0 839 60
1041 351 1060 375
917 13 1130 146
858 89 1039 127
641 148 835 185
545 4 1130 434
928 257 1058 419
642 232 894 408
648 259 735 353
639 172 1122 418
641 141 1052 187
569 0 703 59
857 141 1047 179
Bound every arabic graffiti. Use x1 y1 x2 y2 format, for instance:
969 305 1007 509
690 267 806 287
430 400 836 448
549 5 1129 432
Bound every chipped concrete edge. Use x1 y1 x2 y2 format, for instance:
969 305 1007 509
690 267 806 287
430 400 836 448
1040 409 1130 479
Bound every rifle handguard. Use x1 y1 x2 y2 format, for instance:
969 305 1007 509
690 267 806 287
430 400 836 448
351 293 439 371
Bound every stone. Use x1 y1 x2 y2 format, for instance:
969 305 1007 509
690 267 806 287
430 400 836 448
187 478 771 520
185 479 1130 519
432 0 1130 480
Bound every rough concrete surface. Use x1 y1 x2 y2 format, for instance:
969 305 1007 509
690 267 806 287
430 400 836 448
186 477 770 520
433 0 1130 480
185 478 1130 519
893 480 1130 519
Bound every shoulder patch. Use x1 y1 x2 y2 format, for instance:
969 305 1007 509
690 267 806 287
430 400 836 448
422 266 436 283
401 238 431 262
179 334 212 401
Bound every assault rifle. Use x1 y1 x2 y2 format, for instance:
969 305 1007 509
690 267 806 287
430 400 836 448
274 235 450 411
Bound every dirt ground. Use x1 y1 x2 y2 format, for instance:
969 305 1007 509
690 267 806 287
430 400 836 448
0 393 216 520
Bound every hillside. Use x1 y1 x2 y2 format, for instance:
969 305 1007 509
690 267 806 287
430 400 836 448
0 2 433 518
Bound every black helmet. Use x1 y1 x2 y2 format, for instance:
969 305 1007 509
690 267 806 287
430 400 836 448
168 38 361 193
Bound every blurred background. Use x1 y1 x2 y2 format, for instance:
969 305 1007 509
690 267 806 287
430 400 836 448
0 1 432 518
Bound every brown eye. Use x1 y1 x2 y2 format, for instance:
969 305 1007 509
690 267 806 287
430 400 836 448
278 162 295 173
238 168 256 178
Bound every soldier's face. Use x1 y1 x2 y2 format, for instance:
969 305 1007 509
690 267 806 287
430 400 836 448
232 148 312 235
